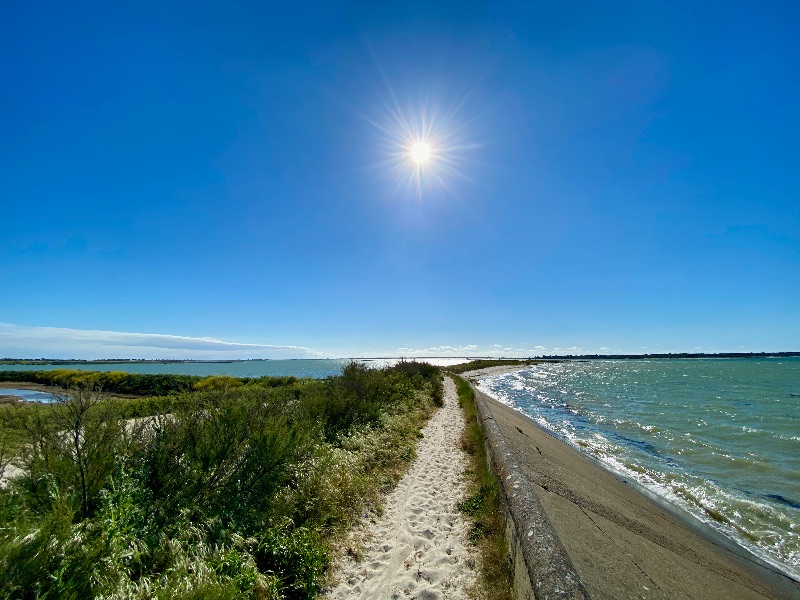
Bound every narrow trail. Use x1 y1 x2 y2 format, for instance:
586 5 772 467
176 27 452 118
327 376 478 599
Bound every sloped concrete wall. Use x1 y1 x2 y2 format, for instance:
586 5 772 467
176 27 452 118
466 379 589 600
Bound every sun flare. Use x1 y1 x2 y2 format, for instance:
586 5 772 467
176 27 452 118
364 78 477 200
410 141 431 164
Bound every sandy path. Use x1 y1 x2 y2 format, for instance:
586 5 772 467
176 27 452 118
327 376 477 599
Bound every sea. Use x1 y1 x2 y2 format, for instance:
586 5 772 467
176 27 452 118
476 358 800 580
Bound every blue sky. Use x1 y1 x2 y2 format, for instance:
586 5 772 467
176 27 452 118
2 1 798 359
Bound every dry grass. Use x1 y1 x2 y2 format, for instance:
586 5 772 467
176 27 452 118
451 375 513 600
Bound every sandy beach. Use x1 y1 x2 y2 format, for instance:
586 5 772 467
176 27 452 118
469 379 800 600
326 376 478 599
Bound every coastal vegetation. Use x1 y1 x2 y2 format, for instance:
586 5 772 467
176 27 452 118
0 369 298 397
0 362 442 599
451 375 513 600
447 358 543 374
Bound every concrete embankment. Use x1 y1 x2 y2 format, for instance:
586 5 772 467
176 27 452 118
463 375 800 600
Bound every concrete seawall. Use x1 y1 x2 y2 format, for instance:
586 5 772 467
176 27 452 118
466 376 588 600
462 374 800 600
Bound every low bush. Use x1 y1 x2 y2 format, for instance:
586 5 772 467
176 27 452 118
0 369 202 396
0 361 442 599
447 359 543 375
0 370 300 397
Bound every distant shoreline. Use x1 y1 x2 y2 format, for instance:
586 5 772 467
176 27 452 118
0 351 798 365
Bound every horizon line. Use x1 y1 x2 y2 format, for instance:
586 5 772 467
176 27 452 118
2 351 798 363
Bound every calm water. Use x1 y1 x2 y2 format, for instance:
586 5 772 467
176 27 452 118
0 359 364 379
0 358 466 379
0 388 62 403
477 358 800 579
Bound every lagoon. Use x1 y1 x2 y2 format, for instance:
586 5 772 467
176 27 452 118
0 359 357 379
0 388 63 403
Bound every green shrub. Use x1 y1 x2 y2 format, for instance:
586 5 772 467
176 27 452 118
0 363 441 599
194 375 245 391
254 520 329 599
446 359 542 374
451 375 512 599
0 369 202 396
14 389 125 519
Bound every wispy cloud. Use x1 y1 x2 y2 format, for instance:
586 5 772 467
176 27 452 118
0 322 602 361
0 323 320 360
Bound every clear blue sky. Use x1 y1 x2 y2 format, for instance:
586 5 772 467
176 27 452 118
2 1 798 359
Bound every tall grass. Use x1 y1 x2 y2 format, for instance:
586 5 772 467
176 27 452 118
451 375 513 600
0 362 441 599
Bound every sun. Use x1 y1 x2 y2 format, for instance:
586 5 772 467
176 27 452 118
410 141 431 164
362 77 477 200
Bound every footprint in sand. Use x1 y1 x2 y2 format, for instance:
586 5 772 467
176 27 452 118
326 376 477 599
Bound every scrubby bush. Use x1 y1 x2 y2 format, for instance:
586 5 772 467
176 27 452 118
0 369 202 396
0 370 303 398
0 362 443 599
446 359 542 374
194 375 245 391
392 360 444 406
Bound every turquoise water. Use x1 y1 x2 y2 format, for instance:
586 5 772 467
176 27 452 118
477 358 800 579
0 359 368 379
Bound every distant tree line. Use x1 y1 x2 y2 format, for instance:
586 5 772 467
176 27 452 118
446 359 545 374
0 359 251 365
0 370 298 396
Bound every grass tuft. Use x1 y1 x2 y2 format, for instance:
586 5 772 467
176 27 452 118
451 375 513 600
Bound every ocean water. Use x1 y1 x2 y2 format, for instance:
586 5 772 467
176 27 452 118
476 358 800 579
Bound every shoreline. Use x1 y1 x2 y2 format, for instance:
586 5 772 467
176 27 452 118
463 367 799 599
